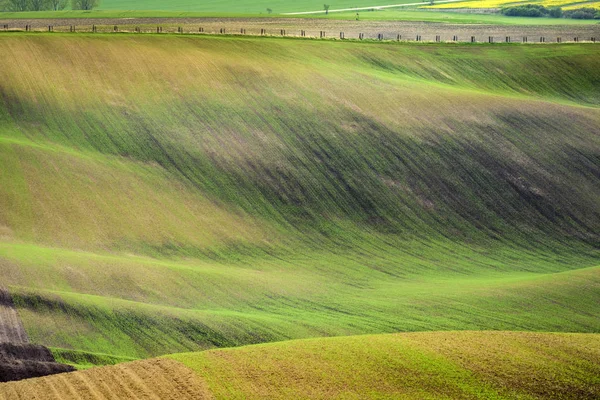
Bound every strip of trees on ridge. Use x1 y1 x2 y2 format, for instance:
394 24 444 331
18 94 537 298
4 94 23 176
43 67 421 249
0 0 98 11
501 4 600 19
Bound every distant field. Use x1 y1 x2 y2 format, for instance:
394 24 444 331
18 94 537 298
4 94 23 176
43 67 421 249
320 8 600 22
0 0 422 14
2 332 599 399
1 9 599 24
0 34 598 365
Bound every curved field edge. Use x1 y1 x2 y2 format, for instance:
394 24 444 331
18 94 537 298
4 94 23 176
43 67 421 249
0 331 598 399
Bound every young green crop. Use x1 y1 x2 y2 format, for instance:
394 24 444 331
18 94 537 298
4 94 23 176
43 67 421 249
170 331 600 399
0 34 598 363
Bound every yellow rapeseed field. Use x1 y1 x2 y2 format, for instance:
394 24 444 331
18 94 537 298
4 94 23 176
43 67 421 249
427 0 596 9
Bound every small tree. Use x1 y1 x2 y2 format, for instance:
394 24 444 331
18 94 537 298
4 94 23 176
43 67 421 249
324 4 330 14
71 0 98 10
548 6 562 17
429 0 434 5
266 7 272 14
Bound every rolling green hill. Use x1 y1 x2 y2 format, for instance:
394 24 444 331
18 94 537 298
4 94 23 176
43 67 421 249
2 332 599 399
171 331 600 399
0 34 598 364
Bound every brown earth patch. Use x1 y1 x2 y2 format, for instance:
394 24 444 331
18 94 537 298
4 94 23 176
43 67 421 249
0 343 76 383
0 358 213 399
0 18 598 41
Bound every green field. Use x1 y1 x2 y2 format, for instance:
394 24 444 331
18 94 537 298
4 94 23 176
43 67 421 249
0 0 422 15
171 331 600 399
1 9 599 24
0 34 598 368
95 0 414 13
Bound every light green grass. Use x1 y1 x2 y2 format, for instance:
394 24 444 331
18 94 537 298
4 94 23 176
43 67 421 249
96 0 417 14
50 347 138 370
0 10 271 18
1 9 598 24
0 0 421 15
0 34 598 363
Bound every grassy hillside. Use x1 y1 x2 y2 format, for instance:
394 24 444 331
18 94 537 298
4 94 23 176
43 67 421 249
172 331 600 399
0 34 598 362
2 332 599 399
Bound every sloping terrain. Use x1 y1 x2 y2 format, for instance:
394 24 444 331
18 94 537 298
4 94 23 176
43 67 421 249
173 331 600 399
1 332 598 399
0 34 598 363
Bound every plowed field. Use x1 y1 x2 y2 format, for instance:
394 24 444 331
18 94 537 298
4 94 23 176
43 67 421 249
0 359 211 399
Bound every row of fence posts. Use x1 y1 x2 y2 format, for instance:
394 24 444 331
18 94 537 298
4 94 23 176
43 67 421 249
1 25 597 43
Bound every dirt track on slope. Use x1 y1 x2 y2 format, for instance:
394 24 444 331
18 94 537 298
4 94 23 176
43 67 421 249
0 358 213 399
0 287 76 382
0 287 28 344
0 17 598 42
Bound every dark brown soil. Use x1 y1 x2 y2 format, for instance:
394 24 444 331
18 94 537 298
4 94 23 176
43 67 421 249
0 343 55 363
0 343 76 382
0 359 75 383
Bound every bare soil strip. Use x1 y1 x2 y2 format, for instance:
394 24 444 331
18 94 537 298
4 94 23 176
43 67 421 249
0 358 213 399
0 359 75 383
0 343 55 363
0 18 598 42
0 287 28 344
